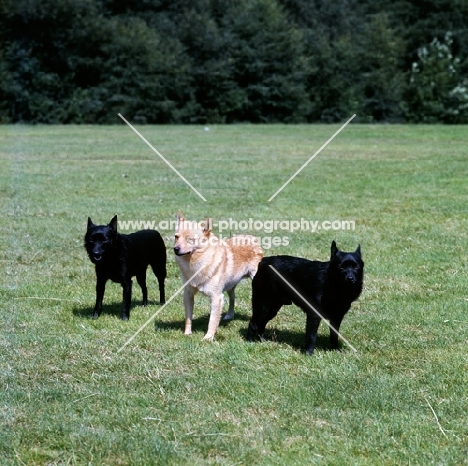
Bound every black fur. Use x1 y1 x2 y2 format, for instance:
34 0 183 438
84 215 166 320
247 241 364 354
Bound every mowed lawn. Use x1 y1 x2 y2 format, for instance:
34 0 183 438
1 123 468 465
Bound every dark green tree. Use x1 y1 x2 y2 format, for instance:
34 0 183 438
221 0 308 122
0 0 191 123
1 0 467 123
357 13 406 122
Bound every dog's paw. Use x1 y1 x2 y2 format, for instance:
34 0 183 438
223 312 234 321
184 330 192 336
202 334 215 342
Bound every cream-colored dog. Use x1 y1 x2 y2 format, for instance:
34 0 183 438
173 212 264 341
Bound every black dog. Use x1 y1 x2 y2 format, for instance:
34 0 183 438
84 215 166 320
247 241 364 354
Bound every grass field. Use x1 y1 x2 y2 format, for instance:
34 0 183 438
1 123 468 465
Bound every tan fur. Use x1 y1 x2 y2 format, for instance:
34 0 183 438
174 211 264 341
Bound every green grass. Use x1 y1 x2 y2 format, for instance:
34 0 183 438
2 123 468 465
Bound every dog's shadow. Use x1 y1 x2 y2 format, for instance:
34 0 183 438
153 311 251 334
72 299 165 320
72 305 340 353
240 326 336 354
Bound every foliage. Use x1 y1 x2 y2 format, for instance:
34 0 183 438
0 0 467 123
406 32 468 123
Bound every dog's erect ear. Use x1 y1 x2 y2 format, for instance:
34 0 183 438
87 217 94 229
109 215 118 231
355 244 361 256
176 211 185 231
331 240 338 257
203 218 212 236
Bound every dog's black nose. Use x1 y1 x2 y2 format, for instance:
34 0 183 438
346 275 356 284
174 246 189 256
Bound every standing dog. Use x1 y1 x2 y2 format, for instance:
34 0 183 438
174 212 263 341
84 215 166 320
247 241 364 354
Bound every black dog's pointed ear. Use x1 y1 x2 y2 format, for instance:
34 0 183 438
109 215 118 231
87 217 94 229
331 240 338 256
356 244 361 255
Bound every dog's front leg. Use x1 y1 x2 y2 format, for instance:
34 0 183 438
203 293 224 341
329 314 344 350
93 275 107 319
305 313 321 355
121 279 132 320
183 286 196 335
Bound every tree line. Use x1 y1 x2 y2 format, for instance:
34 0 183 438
1 0 467 124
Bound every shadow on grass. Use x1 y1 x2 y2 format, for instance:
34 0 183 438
73 303 342 354
153 310 251 334
240 326 340 354
72 299 165 320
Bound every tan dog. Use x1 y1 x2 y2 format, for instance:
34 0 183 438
174 212 264 341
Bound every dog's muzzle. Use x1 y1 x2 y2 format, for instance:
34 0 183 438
91 253 102 262
173 247 190 256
